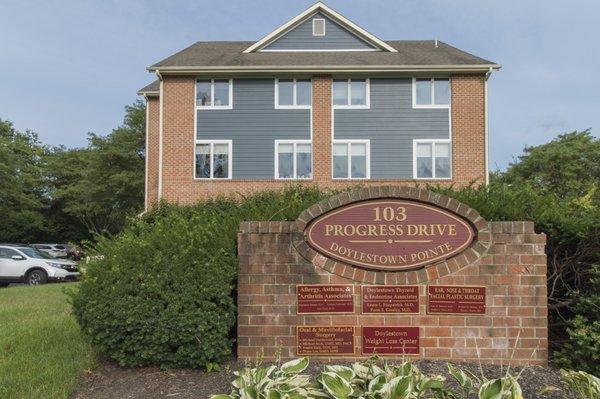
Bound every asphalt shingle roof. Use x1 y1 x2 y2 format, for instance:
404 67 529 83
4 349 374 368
149 40 496 69
138 40 498 94
137 80 160 95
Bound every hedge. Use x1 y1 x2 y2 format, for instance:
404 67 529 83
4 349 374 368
72 182 599 371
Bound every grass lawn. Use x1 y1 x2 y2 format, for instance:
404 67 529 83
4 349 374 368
0 283 96 399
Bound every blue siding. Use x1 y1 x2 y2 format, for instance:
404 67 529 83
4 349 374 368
334 78 450 179
263 12 377 51
197 79 311 179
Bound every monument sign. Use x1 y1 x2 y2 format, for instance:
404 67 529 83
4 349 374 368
237 187 548 365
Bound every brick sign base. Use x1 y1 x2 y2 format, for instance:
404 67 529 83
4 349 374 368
237 187 548 365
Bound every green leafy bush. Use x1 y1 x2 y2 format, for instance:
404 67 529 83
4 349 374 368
554 313 600 375
71 210 236 368
71 186 330 368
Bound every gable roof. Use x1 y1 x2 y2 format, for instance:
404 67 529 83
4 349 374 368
244 2 397 53
261 11 379 52
147 40 499 73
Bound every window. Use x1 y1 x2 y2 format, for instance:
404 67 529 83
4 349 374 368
196 79 232 109
0 248 19 259
413 78 450 108
275 141 312 179
195 141 232 179
414 140 451 179
275 79 312 108
333 141 369 179
333 79 369 108
313 18 325 36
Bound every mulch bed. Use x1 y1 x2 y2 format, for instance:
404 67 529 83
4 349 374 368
71 358 572 399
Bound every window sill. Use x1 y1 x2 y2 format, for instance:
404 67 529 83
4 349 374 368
333 105 370 110
274 105 311 110
193 177 233 181
412 104 450 109
196 106 233 110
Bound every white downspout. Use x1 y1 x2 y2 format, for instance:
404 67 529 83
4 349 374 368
484 67 492 185
144 95 150 211
157 71 164 201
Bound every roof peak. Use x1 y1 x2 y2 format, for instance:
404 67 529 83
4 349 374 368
243 2 397 53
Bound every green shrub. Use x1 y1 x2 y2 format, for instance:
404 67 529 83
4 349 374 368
554 268 600 375
71 186 330 368
72 176 599 369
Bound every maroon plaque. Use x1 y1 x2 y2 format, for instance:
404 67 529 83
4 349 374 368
427 285 486 314
297 326 355 356
362 285 419 314
305 199 475 271
362 326 420 355
297 285 354 314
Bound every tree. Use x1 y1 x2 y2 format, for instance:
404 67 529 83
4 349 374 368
47 100 146 235
501 130 600 200
0 120 48 242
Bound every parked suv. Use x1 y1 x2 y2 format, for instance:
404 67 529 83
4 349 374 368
30 244 68 258
0 245 80 286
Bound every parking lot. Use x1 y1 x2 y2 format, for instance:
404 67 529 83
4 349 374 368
0 244 83 287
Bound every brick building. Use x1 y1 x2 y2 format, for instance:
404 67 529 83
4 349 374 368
138 2 500 209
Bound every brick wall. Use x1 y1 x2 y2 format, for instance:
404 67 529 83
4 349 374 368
147 74 488 205
161 76 196 204
452 75 486 184
238 222 547 365
237 188 548 365
312 76 332 182
146 96 160 209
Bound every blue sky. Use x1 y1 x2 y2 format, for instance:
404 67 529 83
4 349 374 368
1 0 598 169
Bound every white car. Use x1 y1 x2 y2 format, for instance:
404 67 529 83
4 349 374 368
0 245 80 286
30 244 69 258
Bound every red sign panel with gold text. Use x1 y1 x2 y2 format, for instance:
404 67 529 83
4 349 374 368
297 326 355 356
427 285 486 314
297 285 354 314
362 326 420 355
305 199 475 271
362 285 419 314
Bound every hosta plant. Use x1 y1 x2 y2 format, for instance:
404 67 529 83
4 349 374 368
317 356 453 399
560 369 600 399
213 355 600 399
446 363 480 398
210 357 325 399
477 375 523 399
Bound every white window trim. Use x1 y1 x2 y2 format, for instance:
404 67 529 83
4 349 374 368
274 78 312 109
312 18 326 36
332 78 370 109
194 140 233 180
412 139 452 180
412 77 450 109
274 140 313 180
195 79 233 110
331 139 370 180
